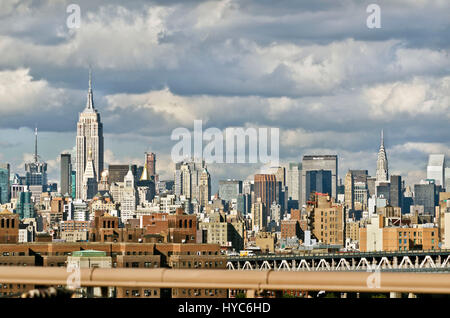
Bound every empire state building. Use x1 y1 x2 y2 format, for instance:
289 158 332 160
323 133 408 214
75 71 104 199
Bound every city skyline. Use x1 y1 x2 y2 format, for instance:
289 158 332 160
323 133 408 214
0 0 449 193
0 0 450 301
0 84 448 194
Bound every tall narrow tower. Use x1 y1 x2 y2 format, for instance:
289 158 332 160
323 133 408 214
76 70 104 199
25 127 47 186
145 152 156 178
376 130 388 183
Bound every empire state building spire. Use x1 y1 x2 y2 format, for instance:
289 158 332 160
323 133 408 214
376 129 388 183
86 68 94 110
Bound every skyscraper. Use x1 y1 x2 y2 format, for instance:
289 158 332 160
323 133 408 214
0 164 10 204
251 197 266 232
389 175 402 208
120 166 137 223
254 174 277 219
25 128 47 186
427 154 445 188
218 180 242 202
376 130 388 183
60 153 72 196
109 165 137 184
305 170 332 201
287 163 301 201
174 159 206 201
344 171 353 210
76 70 104 199
82 148 98 200
71 171 76 198
199 168 211 208
301 155 338 207
145 152 156 178
414 181 437 215
345 170 369 211
446 164 450 192
16 190 34 219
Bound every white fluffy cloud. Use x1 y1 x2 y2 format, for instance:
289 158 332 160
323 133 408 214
0 68 66 115
364 76 450 118
391 142 450 157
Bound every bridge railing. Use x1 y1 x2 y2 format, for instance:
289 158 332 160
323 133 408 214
1 266 450 296
228 249 450 260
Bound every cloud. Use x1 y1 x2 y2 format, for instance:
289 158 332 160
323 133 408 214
0 0 449 192
391 142 450 157
0 68 63 115
364 76 450 118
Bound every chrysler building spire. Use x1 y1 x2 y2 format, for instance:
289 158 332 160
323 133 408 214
376 129 388 183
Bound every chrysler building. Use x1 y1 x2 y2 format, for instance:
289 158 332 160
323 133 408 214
76 70 104 199
376 130 389 183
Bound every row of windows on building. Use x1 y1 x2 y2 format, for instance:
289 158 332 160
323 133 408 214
398 246 435 251
61 223 89 229
121 262 159 268
2 252 27 256
0 250 220 256
398 239 434 245
123 289 159 297
171 261 223 268
321 224 338 229
398 232 433 238
178 219 194 228
174 288 222 296
0 218 15 228
320 218 338 223
1 284 28 289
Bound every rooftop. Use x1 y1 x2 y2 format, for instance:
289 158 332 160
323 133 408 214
71 250 107 257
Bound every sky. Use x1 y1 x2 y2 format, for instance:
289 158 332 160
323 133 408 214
0 0 449 193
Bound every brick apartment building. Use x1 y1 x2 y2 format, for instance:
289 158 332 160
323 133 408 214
0 242 226 298
0 209 19 244
306 193 345 246
141 208 197 243
88 210 146 243
360 215 439 252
